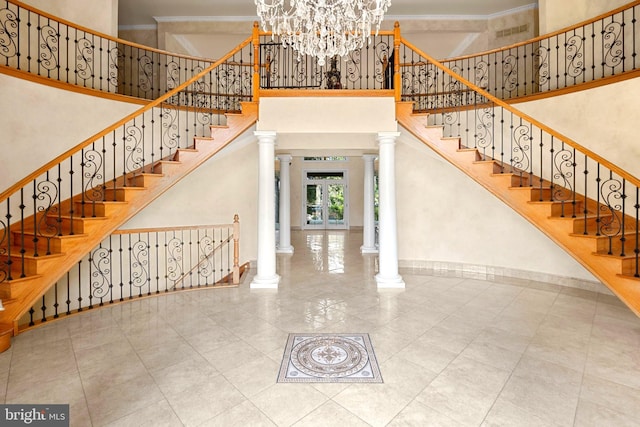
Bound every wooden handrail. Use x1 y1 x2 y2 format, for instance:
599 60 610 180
400 37 640 190
0 35 253 202
112 223 235 234
441 0 640 63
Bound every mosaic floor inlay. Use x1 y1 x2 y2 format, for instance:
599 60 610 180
277 333 383 383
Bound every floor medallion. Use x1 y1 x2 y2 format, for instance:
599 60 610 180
277 333 383 383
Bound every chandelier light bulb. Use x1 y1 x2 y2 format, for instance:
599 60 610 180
255 0 391 66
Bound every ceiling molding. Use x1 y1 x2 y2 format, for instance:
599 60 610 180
119 3 538 31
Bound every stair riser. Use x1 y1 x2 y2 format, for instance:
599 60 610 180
597 235 640 254
128 174 163 187
0 250 67 283
550 201 584 218
73 201 125 217
0 256 38 277
43 217 107 235
492 174 531 187
9 233 80 254
572 216 616 235
622 258 640 276
104 188 146 202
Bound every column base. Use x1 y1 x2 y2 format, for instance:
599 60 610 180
250 274 280 289
360 245 379 254
375 273 405 289
276 245 294 254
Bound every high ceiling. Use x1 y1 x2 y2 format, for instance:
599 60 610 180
118 0 538 27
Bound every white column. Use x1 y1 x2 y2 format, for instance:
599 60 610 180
361 154 378 254
376 132 405 288
277 154 294 254
251 131 280 289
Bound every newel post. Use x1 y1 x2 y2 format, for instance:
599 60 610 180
252 22 261 103
233 214 240 284
393 21 401 102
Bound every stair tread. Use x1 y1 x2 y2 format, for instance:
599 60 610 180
593 251 638 260
1 247 67 260
1 273 43 284
570 231 639 239
17 231 90 239
547 213 612 221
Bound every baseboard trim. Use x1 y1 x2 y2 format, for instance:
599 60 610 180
398 259 612 295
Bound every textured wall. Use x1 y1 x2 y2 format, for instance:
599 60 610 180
20 0 118 36
0 74 139 193
539 0 630 34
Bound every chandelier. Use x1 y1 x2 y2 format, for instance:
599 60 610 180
255 0 392 66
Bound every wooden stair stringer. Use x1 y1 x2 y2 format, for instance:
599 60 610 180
0 102 258 332
397 102 640 316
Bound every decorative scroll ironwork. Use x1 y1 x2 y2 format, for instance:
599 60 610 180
0 6 18 63
552 145 574 202
34 176 59 255
124 122 144 173
166 236 183 282
130 239 149 289
0 219 8 283
512 124 532 173
502 54 519 94
138 53 155 94
76 37 94 83
565 34 584 79
599 175 624 237
198 235 214 279
82 146 104 203
90 245 111 299
603 21 624 68
475 107 494 153
533 45 550 88
38 24 59 73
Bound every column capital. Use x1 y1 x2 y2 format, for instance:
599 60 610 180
277 154 293 162
255 130 277 143
362 153 378 161
377 131 401 144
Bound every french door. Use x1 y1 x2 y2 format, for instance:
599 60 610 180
303 171 348 229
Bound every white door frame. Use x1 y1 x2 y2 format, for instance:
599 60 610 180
301 169 349 230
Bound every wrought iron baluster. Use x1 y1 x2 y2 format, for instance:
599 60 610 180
118 234 124 301
65 270 71 315
40 295 46 322
620 179 627 256
76 259 83 311
154 232 160 293
583 154 589 235
635 187 639 277
53 281 59 318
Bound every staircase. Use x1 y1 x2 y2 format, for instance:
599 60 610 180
0 102 258 342
397 102 640 316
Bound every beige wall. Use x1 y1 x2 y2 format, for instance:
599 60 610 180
539 0 630 34
121 134 259 264
516 77 640 178
395 129 598 283
20 0 119 36
0 74 139 193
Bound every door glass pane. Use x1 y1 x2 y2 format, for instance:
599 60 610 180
327 184 345 226
306 184 323 225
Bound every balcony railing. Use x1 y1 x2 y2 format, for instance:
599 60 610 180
4 0 637 103
20 218 242 330
439 1 640 100
0 0 215 98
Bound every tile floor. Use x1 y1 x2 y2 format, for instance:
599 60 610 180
1 230 640 426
